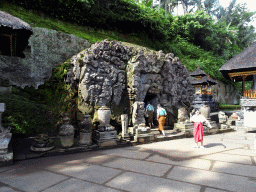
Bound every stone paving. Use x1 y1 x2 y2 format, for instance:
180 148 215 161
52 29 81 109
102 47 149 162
0 130 255 192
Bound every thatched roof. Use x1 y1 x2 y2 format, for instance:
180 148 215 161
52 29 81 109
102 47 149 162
0 11 33 32
190 66 207 77
190 76 217 85
219 42 256 81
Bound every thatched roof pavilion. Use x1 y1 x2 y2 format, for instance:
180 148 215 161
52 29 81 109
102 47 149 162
0 11 33 58
219 42 256 95
190 66 207 77
190 66 217 95
190 75 217 85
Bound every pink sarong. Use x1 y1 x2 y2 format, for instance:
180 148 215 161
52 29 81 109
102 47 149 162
193 122 204 143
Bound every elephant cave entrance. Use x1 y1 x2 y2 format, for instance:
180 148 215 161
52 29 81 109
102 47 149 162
144 93 158 127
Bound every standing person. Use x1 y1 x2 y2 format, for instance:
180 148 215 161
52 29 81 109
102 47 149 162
190 109 212 148
157 104 167 136
146 103 154 128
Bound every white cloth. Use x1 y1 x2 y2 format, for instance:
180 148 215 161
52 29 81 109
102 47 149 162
190 114 211 127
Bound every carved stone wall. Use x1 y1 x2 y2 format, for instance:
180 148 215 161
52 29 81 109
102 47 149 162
68 40 194 126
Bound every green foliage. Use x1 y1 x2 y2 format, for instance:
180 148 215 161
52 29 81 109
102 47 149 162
0 94 54 135
219 104 241 110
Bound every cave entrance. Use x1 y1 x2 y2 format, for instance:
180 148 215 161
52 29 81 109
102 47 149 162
144 93 158 127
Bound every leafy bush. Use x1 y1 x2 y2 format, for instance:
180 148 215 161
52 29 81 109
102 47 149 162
1 94 54 136
219 104 241 110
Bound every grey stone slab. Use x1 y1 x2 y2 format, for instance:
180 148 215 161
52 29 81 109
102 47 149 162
101 148 151 159
204 188 228 192
137 139 243 159
222 138 253 145
147 155 212 170
0 169 67 192
0 167 13 173
222 148 256 157
106 172 200 192
0 186 18 192
212 161 256 178
201 153 253 165
104 158 172 177
167 166 256 192
42 178 121 192
47 164 121 184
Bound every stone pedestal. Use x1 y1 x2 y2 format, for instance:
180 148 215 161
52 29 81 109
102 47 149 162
121 114 129 140
0 152 13 166
78 114 92 146
173 122 194 136
128 124 154 143
134 126 154 143
79 132 92 146
93 130 118 147
204 119 219 134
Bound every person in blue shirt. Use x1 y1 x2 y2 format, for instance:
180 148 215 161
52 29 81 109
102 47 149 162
146 103 154 128
157 104 167 136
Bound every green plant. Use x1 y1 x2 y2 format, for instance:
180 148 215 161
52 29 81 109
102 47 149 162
1 94 54 135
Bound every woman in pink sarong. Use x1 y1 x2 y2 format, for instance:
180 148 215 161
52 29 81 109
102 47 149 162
190 110 212 148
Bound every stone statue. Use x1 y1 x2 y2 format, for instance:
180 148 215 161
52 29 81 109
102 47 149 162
177 107 189 123
132 102 146 126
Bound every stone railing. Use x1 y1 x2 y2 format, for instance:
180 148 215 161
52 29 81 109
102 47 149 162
243 90 256 99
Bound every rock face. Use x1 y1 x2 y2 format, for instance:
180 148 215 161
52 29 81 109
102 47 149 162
212 80 241 105
69 40 194 126
0 27 90 88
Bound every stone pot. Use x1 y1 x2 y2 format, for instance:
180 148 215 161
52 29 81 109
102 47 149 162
98 106 111 127
200 105 211 119
59 134 74 148
59 115 75 148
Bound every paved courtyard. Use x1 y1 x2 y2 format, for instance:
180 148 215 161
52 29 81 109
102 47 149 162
0 130 256 192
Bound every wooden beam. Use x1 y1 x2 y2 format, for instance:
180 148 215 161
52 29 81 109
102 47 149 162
228 71 256 79
242 75 246 97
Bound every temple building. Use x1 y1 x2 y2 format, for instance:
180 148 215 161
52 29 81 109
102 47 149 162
190 66 217 110
0 11 33 58
219 42 256 129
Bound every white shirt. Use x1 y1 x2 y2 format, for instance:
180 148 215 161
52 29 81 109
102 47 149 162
190 114 212 128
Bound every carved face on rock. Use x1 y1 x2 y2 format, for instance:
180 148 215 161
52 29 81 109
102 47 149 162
147 75 163 95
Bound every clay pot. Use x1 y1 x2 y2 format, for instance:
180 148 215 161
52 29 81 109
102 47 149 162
200 105 211 119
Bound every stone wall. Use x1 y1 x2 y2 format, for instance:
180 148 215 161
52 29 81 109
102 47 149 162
212 80 241 105
0 27 90 89
68 40 194 127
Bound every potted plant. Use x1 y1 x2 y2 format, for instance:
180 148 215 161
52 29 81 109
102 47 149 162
59 114 75 148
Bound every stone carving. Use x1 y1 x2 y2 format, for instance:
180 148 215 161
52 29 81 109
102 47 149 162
177 107 190 123
121 114 129 139
68 40 194 127
218 111 228 124
132 101 146 126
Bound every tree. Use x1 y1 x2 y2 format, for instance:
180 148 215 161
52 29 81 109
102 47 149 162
215 1 256 49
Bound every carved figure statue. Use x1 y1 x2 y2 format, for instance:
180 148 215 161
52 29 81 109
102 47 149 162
132 102 146 125
178 107 189 123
